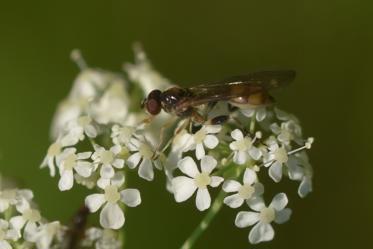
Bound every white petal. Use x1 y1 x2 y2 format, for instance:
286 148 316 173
243 168 257 185
275 208 292 224
100 203 125 229
249 147 262 160
210 176 224 187
85 125 97 138
120 189 141 207
0 241 12 249
177 157 199 178
269 162 283 183
203 135 219 149
248 197 265 212
256 108 267 121
172 176 197 202
179 133 194 152
110 145 122 154
138 159 154 181
58 170 74 191
75 162 92 177
224 194 244 208
241 108 255 117
127 152 141 169
24 222 38 240
195 143 205 160
113 159 125 169
97 178 110 189
270 193 288 211
196 188 211 211
9 216 26 231
231 129 244 141
100 165 115 179
254 182 264 196
235 211 260 228
77 152 92 160
222 180 241 192
200 155 217 174
249 222 274 244
298 177 312 198
204 125 221 133
233 151 247 165
85 194 106 213
15 198 30 213
17 189 34 201
111 172 125 187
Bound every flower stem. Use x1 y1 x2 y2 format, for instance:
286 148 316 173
179 189 226 249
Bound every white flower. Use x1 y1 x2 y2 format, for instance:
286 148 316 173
85 178 141 229
92 145 125 180
184 125 222 160
264 141 289 183
270 120 302 145
82 228 122 249
241 107 267 122
50 99 87 140
127 138 161 181
91 83 129 125
0 219 19 249
64 116 98 144
111 125 136 147
10 199 41 240
223 168 264 208
0 189 17 212
172 156 224 211
124 44 170 94
229 129 262 165
40 136 75 177
28 221 64 249
57 148 93 191
235 193 292 244
165 129 194 173
0 189 33 213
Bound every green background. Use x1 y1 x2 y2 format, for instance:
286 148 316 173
0 0 372 248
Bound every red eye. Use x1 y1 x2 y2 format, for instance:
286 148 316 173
145 90 162 115
146 98 161 115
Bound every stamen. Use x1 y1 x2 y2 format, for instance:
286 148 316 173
70 49 88 70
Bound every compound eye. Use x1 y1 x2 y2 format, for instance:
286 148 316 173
145 90 162 115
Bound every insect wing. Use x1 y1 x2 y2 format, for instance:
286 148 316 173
184 70 295 107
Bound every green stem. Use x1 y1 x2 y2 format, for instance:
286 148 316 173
179 189 226 249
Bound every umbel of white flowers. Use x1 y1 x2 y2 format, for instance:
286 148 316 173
24 45 313 248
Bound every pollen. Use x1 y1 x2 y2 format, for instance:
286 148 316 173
194 172 211 188
260 207 275 224
238 184 255 199
100 150 115 164
139 143 153 159
105 186 120 204
274 147 288 163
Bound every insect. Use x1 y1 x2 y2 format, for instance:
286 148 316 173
142 70 296 124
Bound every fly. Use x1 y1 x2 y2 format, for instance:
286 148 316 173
142 70 296 124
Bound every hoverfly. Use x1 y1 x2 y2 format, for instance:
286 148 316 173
142 70 296 124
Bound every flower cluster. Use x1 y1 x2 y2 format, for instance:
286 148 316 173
0 183 65 249
38 46 314 247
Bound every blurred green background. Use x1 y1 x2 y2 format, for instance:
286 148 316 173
0 0 372 248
